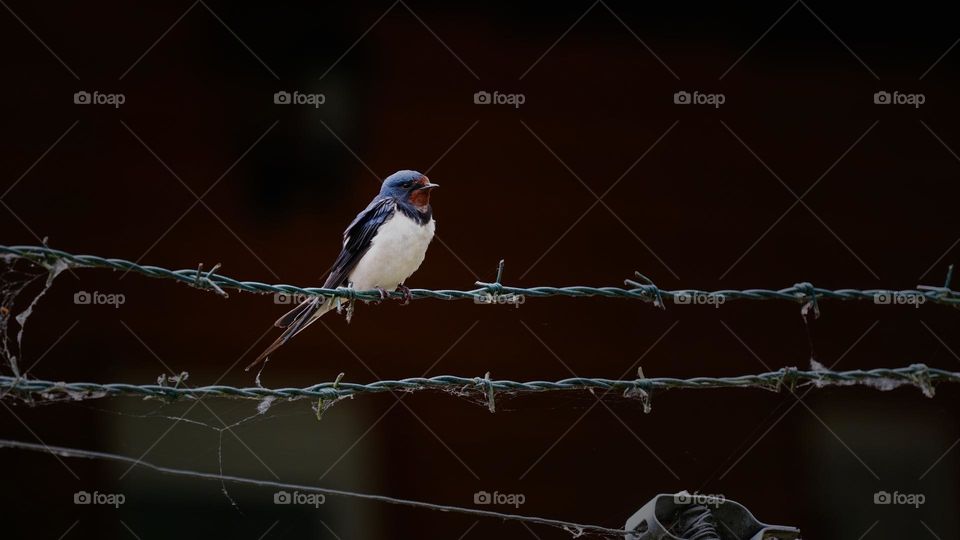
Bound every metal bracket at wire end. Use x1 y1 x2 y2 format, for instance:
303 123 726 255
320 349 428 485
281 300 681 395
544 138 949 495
623 492 800 540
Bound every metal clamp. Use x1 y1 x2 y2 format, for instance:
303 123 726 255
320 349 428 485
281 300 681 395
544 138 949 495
624 491 800 540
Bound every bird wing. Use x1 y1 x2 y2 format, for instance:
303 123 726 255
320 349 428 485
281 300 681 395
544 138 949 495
322 196 397 288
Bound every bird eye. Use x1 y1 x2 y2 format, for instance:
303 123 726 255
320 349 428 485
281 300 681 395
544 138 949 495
401 181 412 188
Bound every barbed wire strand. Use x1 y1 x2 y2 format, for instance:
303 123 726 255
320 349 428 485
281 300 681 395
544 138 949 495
2 244 958 308
0 438 628 538
1 364 952 403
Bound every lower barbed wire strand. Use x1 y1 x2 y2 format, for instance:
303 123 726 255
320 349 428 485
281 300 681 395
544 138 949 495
0 439 628 538
1 364 954 402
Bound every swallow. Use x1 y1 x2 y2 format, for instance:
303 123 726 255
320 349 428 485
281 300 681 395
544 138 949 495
247 170 438 369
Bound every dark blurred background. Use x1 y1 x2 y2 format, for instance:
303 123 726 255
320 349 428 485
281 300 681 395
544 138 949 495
1 1 959 538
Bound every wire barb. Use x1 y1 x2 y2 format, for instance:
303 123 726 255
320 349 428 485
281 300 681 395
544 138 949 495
793 282 820 320
625 272 665 309
917 264 959 302
481 371 496 413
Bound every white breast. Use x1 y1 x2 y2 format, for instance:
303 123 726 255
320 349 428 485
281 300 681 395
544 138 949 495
347 211 436 291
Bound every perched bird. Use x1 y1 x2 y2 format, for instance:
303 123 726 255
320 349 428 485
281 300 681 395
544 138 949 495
247 170 438 369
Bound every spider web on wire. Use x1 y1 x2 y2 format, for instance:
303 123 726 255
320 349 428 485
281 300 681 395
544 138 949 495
0 252 68 379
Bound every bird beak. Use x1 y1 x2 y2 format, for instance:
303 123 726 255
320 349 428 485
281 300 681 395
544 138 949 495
417 182 439 191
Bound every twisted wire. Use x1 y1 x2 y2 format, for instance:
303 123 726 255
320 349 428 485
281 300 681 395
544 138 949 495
2 244 957 307
1 364 951 402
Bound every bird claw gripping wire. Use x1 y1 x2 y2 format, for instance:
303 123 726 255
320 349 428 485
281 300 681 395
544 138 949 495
395 285 413 305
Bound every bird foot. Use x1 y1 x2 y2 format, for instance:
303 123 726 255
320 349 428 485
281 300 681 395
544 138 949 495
396 285 412 305
374 286 389 303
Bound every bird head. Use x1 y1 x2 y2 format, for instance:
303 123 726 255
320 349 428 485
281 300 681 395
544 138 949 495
380 170 438 210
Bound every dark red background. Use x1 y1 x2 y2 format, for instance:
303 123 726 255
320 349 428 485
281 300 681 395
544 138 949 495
1 2 958 538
